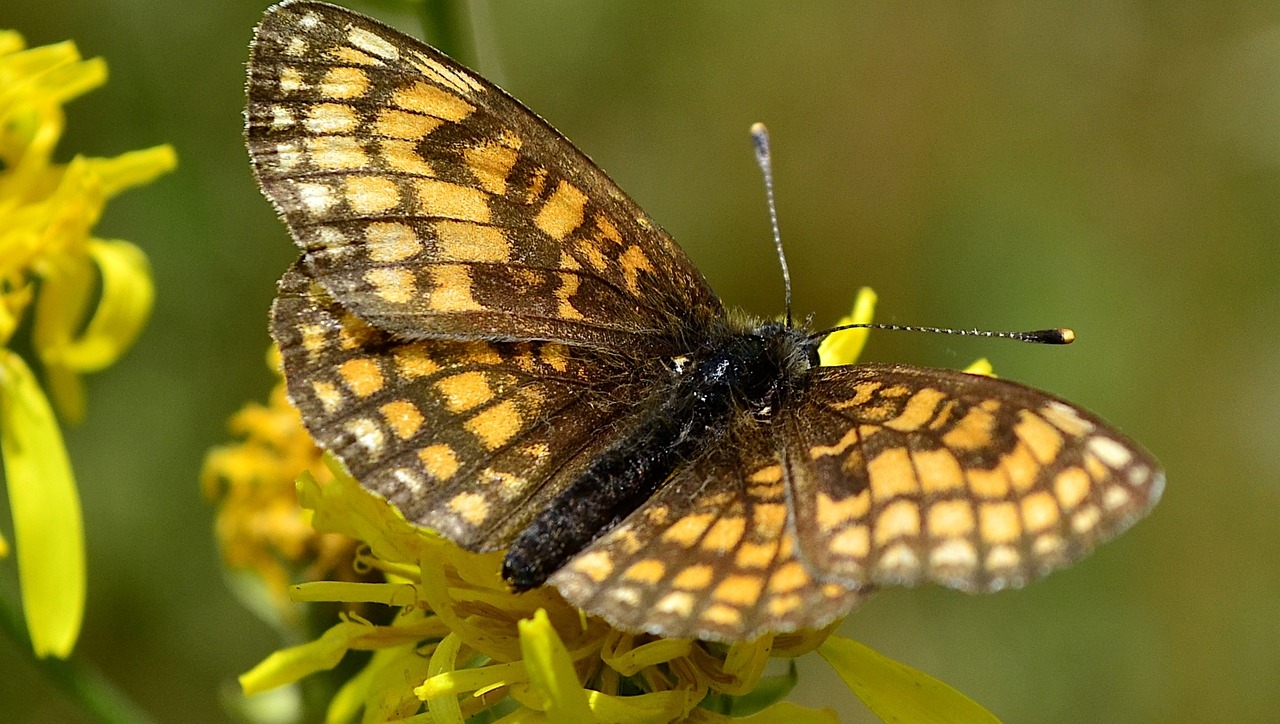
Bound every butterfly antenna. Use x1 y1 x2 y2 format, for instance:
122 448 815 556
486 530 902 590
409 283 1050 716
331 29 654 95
808 323 1076 345
752 123 793 328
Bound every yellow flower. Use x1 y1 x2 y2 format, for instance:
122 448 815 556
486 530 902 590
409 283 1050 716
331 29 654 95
232 289 1000 722
202 348 371 623
0 29 175 658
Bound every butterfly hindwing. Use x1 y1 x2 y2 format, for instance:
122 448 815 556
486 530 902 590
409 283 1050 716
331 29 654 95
783 364 1165 592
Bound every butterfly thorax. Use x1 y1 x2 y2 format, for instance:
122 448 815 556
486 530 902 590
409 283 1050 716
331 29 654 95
501 319 816 591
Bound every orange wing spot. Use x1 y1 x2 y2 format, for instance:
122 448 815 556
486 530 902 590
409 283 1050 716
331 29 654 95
654 591 696 618
555 273 585 320
434 220 511 262
337 313 378 349
319 66 369 99
700 604 743 627
766 594 804 617
816 490 871 532
926 499 975 538
941 400 999 451
304 103 359 134
752 503 787 540
618 245 655 296
374 108 444 140
734 540 779 569
572 551 614 583
1000 442 1040 494
672 564 715 591
748 465 782 484
979 502 1021 544
984 545 1022 574
747 481 784 501
867 446 919 501
393 344 441 379
418 443 459 479
328 46 378 66
344 175 400 214
378 138 436 175
365 221 423 263
929 538 979 571
534 180 588 240
913 447 965 494
311 380 343 413
809 427 860 459
1015 411 1065 464
1039 401 1094 437
464 139 520 196
294 180 336 215
828 526 870 558
884 387 947 432
464 399 521 450
448 491 489 526
622 559 666 584
1053 467 1092 510
1071 505 1102 535
427 264 483 311
1087 436 1133 469
278 66 304 93
700 517 746 552
1021 491 1061 534
928 399 960 430
298 323 328 357
873 499 921 545
343 417 385 456
713 575 764 606
391 80 475 121
1083 453 1109 483
379 399 424 439
965 466 1010 499
363 267 416 304
538 343 569 372
338 358 384 398
412 179 489 222
462 340 503 365
661 512 716 547
767 561 811 594
881 384 911 398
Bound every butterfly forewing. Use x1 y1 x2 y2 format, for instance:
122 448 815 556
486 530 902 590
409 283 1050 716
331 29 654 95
784 364 1164 592
248 1 724 354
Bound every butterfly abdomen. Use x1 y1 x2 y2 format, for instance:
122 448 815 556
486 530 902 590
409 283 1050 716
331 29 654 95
502 324 813 591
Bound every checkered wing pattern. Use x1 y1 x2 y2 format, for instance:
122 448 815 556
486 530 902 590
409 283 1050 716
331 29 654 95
551 416 868 641
784 364 1165 592
272 265 661 551
248 1 724 354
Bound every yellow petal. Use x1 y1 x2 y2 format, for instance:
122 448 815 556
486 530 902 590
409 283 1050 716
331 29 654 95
586 688 701 722
85 144 177 198
240 618 371 695
819 286 877 366
963 358 995 377
37 238 153 374
0 349 84 658
423 632 466 724
519 609 593 721
817 635 1001 724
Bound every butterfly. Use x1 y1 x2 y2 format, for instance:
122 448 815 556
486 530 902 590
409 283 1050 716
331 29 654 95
246 0 1164 642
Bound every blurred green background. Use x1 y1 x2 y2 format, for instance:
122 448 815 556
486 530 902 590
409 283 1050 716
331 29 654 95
1 1 1276 722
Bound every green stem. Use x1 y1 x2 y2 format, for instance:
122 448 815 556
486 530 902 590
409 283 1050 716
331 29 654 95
0 591 158 724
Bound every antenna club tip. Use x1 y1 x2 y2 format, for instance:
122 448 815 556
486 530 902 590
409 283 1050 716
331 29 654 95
1058 327 1076 344
750 121 768 136
1028 327 1075 344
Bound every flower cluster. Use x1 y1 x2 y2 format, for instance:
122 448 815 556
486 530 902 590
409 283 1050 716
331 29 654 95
0 29 174 658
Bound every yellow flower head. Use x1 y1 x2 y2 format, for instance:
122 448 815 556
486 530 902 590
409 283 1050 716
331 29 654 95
0 29 174 658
